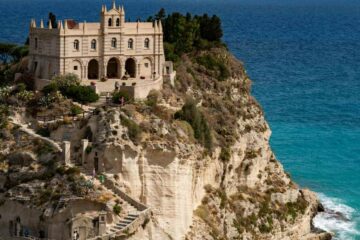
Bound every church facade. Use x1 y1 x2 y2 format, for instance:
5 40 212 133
28 1 174 98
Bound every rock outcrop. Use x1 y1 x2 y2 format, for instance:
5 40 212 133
0 47 331 240
78 48 330 240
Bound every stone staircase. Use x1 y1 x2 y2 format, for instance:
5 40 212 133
86 176 151 240
103 187 141 235
9 116 63 152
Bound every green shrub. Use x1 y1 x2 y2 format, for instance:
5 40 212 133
61 85 99 104
146 90 161 107
0 66 15 87
174 98 213 151
65 167 81 176
56 166 66 175
112 90 131 104
0 104 9 129
219 147 231 162
52 73 81 88
70 105 83 115
15 72 35 90
196 54 218 70
196 54 230 81
259 222 272 233
85 146 92 154
42 82 59 95
120 115 141 142
36 127 50 137
43 74 98 103
15 83 27 93
113 204 122 215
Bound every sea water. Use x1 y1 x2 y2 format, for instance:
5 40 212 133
1 0 359 239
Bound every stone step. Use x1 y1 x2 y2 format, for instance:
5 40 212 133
114 225 126 230
118 220 133 225
124 216 137 221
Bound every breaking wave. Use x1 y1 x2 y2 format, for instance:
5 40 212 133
313 193 360 240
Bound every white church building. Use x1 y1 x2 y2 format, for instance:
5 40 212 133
28 1 175 99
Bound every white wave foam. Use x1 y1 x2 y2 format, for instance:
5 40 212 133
313 193 360 240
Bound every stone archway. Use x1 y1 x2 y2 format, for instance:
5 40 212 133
88 59 99 80
125 58 136 78
107 58 120 78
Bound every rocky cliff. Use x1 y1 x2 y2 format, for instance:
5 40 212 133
0 47 331 239
80 48 331 240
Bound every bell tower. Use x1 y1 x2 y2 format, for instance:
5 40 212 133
100 0 125 31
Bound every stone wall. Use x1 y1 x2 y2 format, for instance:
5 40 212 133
0 201 44 238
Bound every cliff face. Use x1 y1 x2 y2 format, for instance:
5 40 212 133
84 48 330 240
0 47 330 239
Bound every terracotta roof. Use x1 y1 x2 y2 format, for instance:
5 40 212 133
67 20 78 29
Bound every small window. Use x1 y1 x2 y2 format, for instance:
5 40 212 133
108 18 112 27
116 18 120 26
144 38 150 49
128 39 134 49
74 40 79 50
145 63 149 68
91 39 97 50
34 38 38 49
111 38 117 48
74 66 78 70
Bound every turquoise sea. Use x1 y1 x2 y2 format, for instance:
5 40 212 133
1 0 360 239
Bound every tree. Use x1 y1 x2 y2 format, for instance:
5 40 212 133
0 43 16 64
198 14 223 42
0 43 28 64
155 8 166 21
147 9 224 61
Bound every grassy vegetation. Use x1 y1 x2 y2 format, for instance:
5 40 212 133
0 104 9 129
219 147 231 162
120 114 142 143
196 54 230 81
70 105 83 115
112 90 132 104
174 98 213 151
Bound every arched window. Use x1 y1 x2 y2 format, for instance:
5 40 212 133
116 18 120 26
34 38 38 49
91 39 97 50
108 18 112 27
144 38 150 49
111 38 117 48
74 40 79 50
128 38 134 49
